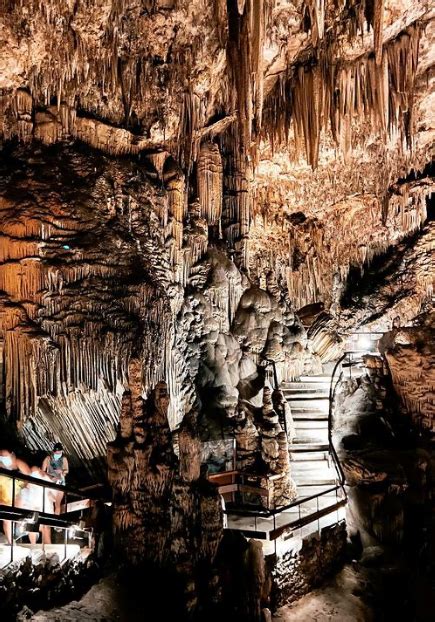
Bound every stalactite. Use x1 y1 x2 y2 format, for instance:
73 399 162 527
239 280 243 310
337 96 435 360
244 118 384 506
11 88 33 142
177 89 204 172
226 0 253 155
197 142 223 226
250 175 432 312
213 0 228 46
374 0 385 66
262 23 421 167
292 63 323 169
307 0 325 46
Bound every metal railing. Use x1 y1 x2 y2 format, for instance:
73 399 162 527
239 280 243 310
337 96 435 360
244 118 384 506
0 467 94 569
328 334 384 485
328 354 348 486
210 464 347 544
211 340 387 544
212 335 385 545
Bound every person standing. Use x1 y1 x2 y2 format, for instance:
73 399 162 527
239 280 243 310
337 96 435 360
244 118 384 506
42 443 69 514
0 450 31 543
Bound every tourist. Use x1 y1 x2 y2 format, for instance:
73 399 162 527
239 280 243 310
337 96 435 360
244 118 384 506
0 450 32 543
42 443 69 515
16 467 56 544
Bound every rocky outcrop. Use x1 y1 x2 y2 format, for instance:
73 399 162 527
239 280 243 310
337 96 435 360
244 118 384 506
107 368 223 615
0 553 98 619
0 144 173 480
0 1 434 618
379 315 435 431
333 354 432 550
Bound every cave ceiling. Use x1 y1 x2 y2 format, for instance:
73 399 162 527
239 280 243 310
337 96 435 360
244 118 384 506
0 0 434 473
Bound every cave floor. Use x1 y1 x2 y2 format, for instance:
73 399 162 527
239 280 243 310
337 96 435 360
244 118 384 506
273 566 371 622
21 575 142 621
23 568 371 622
19 558 435 621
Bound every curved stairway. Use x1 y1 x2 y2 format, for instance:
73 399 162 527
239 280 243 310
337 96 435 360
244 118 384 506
282 374 339 497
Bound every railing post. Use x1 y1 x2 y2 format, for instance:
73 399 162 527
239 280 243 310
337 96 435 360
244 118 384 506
10 520 14 565
64 526 67 562
273 499 277 556
316 496 320 534
11 475 16 566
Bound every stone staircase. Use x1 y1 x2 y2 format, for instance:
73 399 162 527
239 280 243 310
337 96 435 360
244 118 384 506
282 374 339 496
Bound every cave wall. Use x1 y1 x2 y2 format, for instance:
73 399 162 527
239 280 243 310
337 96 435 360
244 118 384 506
0 1 434 616
379 316 435 431
271 521 347 609
333 351 432 554
0 143 174 479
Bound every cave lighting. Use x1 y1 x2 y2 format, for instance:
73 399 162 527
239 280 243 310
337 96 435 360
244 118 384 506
68 520 87 540
357 335 373 351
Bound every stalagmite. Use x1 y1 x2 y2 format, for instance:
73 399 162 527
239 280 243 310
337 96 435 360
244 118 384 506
0 2 434 617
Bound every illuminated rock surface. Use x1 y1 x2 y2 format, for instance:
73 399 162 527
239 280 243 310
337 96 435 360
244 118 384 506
0 0 434 619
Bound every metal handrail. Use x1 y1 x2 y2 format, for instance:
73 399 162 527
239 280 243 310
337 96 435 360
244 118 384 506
0 504 76 529
327 348 376 487
0 466 96 569
328 354 348 486
0 467 88 499
224 484 342 517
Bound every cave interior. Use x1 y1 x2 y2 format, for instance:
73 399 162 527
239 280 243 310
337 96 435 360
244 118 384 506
0 0 434 620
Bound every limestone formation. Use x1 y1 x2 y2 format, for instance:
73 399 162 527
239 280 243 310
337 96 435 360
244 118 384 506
0 0 434 618
234 406 260 472
379 317 435 431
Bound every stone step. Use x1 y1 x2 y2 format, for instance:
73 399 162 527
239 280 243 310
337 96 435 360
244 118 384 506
292 464 336 475
291 461 333 474
291 457 334 469
297 484 339 497
294 433 329 443
290 451 330 462
292 474 337 496
287 398 329 409
283 385 330 394
288 403 329 414
289 443 329 452
292 432 329 444
294 419 329 429
281 380 331 391
297 375 333 383
289 406 330 417
284 393 330 401
292 412 329 421
285 393 330 402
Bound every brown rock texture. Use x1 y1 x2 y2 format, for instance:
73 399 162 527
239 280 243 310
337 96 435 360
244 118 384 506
379 315 435 431
107 374 223 614
0 0 434 617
